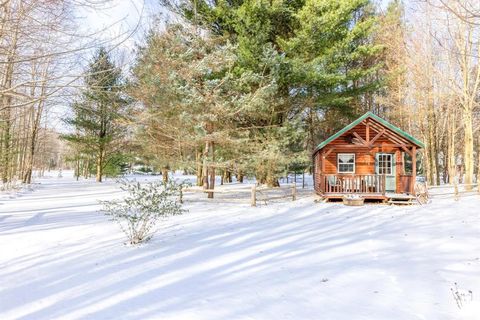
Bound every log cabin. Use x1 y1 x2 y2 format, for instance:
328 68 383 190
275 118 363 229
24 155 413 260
313 112 424 201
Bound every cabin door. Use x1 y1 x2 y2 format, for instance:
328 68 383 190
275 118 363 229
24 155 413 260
375 153 396 193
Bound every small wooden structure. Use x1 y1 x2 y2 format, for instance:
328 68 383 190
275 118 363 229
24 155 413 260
313 112 424 201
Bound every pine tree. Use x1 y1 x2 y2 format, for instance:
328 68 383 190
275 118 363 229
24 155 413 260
63 48 129 182
281 0 383 150
149 0 383 185
131 25 288 192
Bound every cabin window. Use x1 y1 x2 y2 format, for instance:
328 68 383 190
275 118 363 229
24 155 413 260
377 153 393 175
337 153 355 173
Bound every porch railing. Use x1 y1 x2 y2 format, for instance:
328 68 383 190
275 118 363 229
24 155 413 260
321 174 386 194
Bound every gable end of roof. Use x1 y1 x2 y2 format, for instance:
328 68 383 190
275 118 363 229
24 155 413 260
314 112 424 154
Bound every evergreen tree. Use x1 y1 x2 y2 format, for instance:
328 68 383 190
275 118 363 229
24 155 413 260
63 48 129 182
149 0 383 184
165 0 383 148
281 0 383 150
375 0 409 125
131 25 288 190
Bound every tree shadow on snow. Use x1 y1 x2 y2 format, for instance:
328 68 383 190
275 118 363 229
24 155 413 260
0 200 477 319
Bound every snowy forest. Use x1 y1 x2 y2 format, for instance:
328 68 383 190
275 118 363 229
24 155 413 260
1 0 479 191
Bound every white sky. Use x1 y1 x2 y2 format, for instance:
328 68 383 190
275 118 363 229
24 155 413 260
77 0 168 65
50 0 170 132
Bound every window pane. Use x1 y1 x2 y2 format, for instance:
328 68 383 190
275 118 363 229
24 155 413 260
339 154 354 164
338 154 355 173
404 152 412 174
378 154 392 175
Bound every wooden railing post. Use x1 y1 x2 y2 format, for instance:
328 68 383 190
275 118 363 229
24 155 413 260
251 185 256 207
292 183 297 201
411 146 417 194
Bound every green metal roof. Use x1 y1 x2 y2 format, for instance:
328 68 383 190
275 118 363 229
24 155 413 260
315 111 424 152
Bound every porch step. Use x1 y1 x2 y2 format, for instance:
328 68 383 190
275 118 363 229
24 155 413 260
386 193 415 199
387 193 416 205
387 199 415 205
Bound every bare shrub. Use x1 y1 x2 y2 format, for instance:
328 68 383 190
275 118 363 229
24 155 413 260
101 179 188 245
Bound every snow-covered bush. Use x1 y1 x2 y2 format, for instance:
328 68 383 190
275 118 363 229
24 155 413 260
100 179 188 245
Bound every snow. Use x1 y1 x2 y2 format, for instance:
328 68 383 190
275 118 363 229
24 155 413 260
1 172 479 320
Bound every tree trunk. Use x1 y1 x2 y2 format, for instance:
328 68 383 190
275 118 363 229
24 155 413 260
75 158 80 181
477 134 480 191
83 159 90 179
1 63 14 184
23 138 34 184
0 6 19 185
96 149 103 182
208 142 215 198
202 140 210 191
1 113 11 183
464 111 474 190
447 110 456 184
237 170 244 183
427 104 438 186
223 169 231 183
196 148 203 186
266 171 279 187
162 166 169 182
22 104 44 184
434 133 441 185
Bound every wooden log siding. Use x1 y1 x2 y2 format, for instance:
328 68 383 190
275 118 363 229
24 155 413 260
313 112 424 197
399 175 413 193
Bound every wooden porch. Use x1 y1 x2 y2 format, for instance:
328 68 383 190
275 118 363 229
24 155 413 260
319 174 415 200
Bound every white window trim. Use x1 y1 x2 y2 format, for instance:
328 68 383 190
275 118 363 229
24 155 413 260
337 153 355 174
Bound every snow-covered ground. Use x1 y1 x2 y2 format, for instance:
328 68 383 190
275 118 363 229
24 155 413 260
1 171 479 320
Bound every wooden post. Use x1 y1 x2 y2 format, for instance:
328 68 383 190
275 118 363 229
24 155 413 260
382 174 386 196
251 185 256 207
302 171 305 189
179 185 183 204
292 183 297 201
321 151 326 193
395 150 401 193
411 146 417 194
